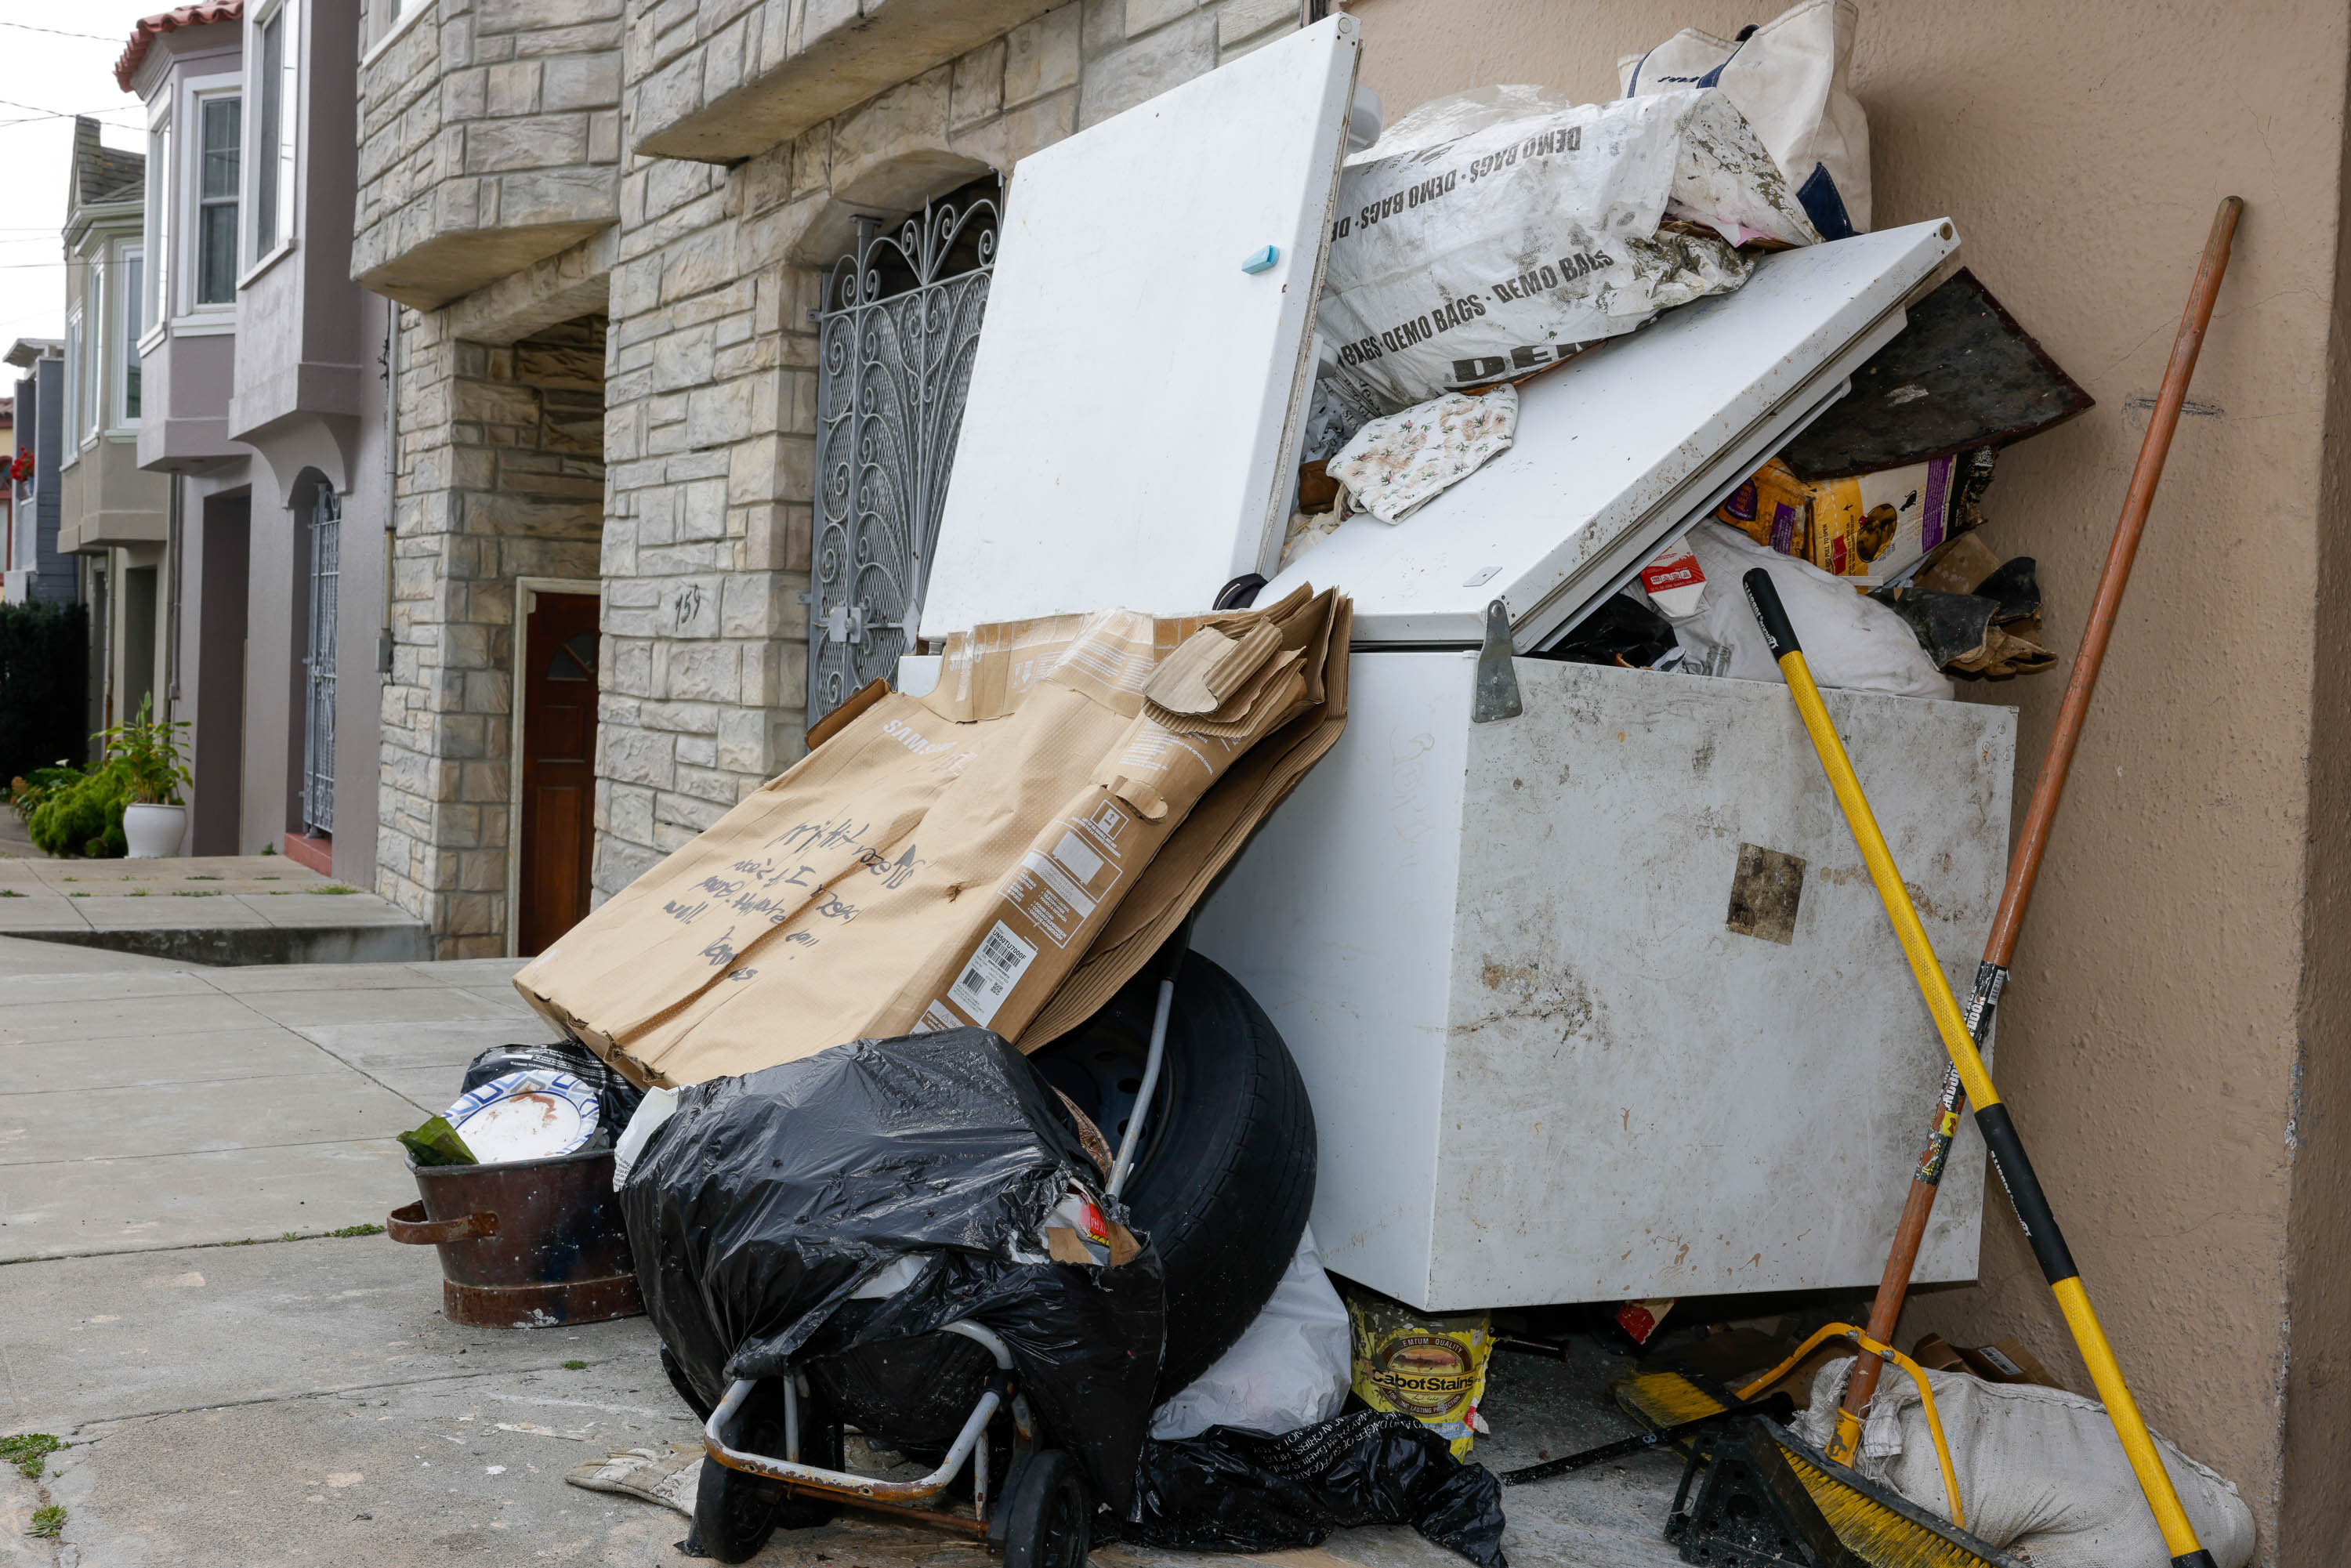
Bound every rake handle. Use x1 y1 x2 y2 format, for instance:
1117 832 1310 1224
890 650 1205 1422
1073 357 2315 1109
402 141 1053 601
1835 196 2243 1458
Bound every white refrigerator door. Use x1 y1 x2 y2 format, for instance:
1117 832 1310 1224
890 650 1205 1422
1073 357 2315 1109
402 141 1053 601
918 16 1362 639
1259 219 1961 648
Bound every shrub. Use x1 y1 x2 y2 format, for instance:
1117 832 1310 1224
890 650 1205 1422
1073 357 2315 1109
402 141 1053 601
27 768 125 858
0 602 89 782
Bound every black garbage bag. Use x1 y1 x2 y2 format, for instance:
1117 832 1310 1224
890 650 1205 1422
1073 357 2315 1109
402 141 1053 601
622 1027 1164 1512
462 1039 643 1138
1125 1410 1509 1568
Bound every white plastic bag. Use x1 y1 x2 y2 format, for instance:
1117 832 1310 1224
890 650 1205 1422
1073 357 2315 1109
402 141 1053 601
1652 522 1951 699
1620 0 1872 238
1320 86 1815 411
610 1085 682 1191
1147 1226 1352 1440
1793 1358 2256 1568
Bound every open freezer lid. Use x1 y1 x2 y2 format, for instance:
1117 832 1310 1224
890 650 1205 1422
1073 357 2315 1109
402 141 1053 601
916 16 1362 640
1258 219 1962 648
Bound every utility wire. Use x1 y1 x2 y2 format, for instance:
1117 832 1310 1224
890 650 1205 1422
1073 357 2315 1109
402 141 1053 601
0 20 120 42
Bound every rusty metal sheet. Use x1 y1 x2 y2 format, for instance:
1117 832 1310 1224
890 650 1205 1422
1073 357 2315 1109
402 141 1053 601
1778 267 2092 480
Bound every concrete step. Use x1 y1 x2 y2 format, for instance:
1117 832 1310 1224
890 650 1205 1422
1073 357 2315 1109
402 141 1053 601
0 854 433 965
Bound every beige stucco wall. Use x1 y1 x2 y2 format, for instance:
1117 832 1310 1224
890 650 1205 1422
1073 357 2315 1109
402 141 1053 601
1343 1 2345 1559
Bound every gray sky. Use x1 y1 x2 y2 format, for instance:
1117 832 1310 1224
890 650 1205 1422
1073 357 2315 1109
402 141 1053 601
0 5 165 348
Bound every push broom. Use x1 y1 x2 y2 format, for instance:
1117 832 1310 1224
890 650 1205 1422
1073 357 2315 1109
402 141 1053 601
1739 557 2221 1567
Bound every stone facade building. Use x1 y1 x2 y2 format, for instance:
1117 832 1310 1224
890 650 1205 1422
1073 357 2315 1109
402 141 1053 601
354 0 1301 956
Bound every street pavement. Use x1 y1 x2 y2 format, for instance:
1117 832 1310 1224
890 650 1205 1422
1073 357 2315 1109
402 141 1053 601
0 944 1686 1566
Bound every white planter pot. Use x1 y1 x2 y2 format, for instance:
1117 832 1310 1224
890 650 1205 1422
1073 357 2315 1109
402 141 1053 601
122 802 187 860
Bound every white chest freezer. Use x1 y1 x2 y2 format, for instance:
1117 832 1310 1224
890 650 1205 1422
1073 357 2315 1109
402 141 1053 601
912 24 2011 1313
1191 654 2011 1309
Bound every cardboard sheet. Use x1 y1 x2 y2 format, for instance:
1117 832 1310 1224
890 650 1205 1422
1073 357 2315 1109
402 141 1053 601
516 591 1349 1085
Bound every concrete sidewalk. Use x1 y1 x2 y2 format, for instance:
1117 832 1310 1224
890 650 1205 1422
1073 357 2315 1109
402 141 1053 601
0 855 430 967
0 948 1688 1566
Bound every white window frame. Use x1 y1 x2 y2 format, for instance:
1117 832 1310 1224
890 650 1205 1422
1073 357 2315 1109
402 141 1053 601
142 101 172 350
361 0 435 67
62 306 84 459
115 241 144 430
242 0 300 284
185 74 243 319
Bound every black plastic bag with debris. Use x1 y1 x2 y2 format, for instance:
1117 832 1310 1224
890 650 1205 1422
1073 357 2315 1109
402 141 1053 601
462 1038 643 1137
621 1026 1165 1512
1125 1409 1508 1567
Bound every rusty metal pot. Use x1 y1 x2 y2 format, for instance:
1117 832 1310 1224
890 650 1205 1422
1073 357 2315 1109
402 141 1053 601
388 1146 643 1329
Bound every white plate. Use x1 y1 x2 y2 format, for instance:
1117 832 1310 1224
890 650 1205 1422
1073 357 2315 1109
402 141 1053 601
445 1070 600 1164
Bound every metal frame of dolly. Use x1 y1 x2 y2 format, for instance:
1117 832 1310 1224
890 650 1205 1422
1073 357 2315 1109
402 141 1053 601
702 1321 1036 1541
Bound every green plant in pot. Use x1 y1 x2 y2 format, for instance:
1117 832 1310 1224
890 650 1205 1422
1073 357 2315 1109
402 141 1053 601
99 697 192 860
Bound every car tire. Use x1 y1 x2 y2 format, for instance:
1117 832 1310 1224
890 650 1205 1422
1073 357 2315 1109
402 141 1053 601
1031 950 1316 1398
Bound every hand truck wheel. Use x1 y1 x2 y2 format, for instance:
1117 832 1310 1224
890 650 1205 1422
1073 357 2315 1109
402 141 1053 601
998 1448 1092 1568
692 1378 844 1562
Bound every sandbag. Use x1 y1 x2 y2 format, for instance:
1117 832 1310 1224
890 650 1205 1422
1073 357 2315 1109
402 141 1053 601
621 1027 1164 1510
1148 1226 1351 1442
1650 521 1953 699
1792 1358 2255 1568
1620 0 1872 238
1319 86 1815 411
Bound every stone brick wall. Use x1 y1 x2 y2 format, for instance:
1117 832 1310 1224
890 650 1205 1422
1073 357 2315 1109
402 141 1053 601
354 0 626 308
588 0 1299 901
379 314 607 956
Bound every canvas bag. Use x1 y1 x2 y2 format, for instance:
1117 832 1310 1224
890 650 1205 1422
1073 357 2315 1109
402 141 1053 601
1318 85 1816 411
515 588 1349 1087
1620 0 1873 239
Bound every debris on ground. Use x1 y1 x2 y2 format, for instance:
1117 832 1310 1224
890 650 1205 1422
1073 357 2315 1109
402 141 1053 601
1125 1408 1509 1568
564 1444 704 1515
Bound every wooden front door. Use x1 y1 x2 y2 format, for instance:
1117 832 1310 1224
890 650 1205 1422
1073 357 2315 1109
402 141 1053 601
518 592 600 956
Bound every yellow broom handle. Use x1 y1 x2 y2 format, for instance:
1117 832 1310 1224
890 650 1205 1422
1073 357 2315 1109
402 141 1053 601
1741 570 2212 1568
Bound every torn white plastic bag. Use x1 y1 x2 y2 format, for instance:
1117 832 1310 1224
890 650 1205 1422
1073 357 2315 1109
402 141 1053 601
1793 1358 2255 1568
1328 385 1518 523
1621 0 1872 238
1148 1226 1351 1440
1654 523 1951 699
1320 85 1817 411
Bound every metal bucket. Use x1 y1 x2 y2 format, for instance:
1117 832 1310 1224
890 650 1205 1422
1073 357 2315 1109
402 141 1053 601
388 1146 643 1329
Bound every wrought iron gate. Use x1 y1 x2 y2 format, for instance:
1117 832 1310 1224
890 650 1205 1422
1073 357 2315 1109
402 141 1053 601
809 181 998 720
301 486 339 836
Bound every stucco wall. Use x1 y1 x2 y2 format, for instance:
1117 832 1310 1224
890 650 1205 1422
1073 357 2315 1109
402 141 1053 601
1342 0 2344 1556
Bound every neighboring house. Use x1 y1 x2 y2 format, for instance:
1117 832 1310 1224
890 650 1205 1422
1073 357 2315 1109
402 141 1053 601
59 119 169 742
116 0 389 869
3 342 71 608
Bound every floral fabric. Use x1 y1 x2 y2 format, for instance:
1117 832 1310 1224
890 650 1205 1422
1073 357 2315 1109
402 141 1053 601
1326 385 1518 523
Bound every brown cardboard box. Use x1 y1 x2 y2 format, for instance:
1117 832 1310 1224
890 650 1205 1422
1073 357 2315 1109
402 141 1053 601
515 588 1350 1086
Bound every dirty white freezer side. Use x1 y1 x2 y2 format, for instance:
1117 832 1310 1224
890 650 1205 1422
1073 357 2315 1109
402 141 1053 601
1195 654 2015 1312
